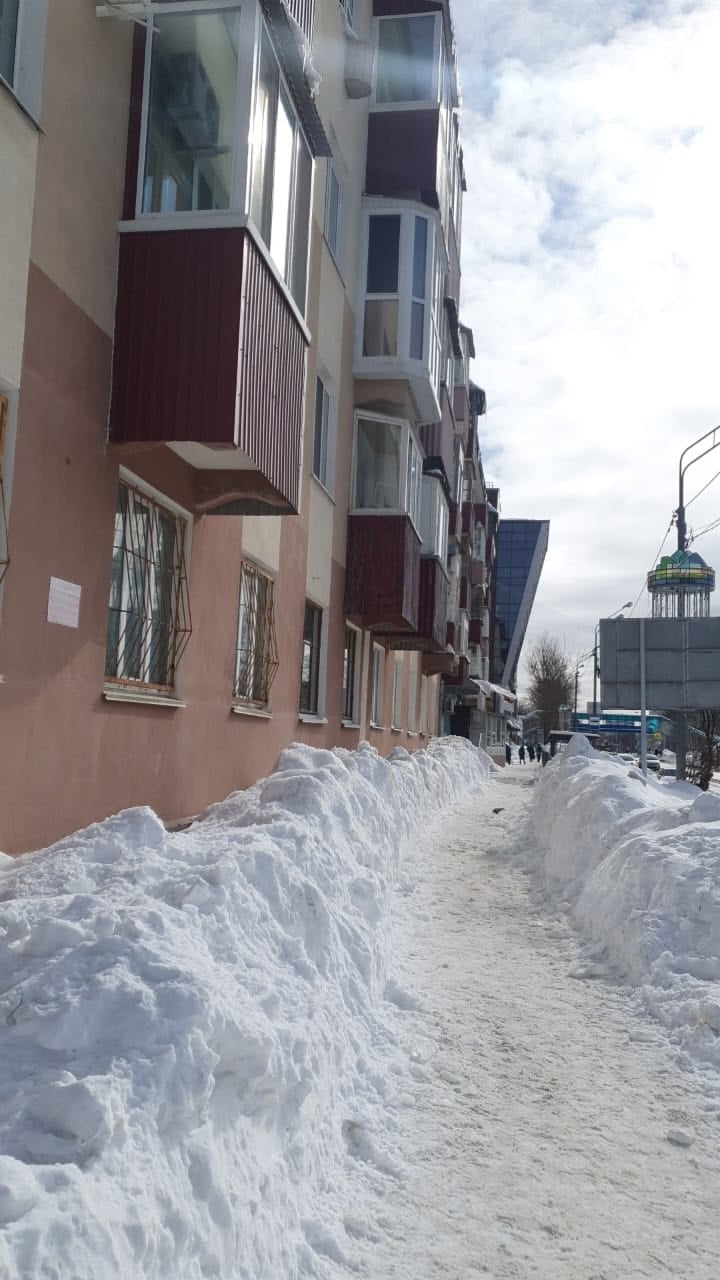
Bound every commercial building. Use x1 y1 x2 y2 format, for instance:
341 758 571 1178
492 517 549 688
0 0 486 853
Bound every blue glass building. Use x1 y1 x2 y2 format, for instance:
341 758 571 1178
492 519 549 691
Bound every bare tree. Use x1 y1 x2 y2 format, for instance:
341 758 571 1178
526 635 574 743
685 710 720 791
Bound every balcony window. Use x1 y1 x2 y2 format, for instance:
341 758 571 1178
420 477 449 561
359 206 445 407
105 478 192 693
234 561 278 708
352 414 422 528
250 25 312 308
300 601 322 714
375 14 438 105
142 10 240 214
0 0 19 86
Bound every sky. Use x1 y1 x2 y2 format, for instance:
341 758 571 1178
452 0 720 701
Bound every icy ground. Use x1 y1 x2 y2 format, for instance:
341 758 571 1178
1 739 720 1277
351 766 720 1278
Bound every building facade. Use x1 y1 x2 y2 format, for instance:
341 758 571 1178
492 516 550 689
0 0 489 853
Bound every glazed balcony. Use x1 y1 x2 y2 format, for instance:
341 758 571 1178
355 202 446 422
461 501 475 544
109 229 306 515
345 514 421 631
416 557 449 651
469 559 485 588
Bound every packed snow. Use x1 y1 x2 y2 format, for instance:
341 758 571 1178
527 736 720 1082
0 739 493 1278
1 735 720 1278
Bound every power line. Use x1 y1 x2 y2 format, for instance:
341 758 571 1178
627 518 674 616
686 466 720 510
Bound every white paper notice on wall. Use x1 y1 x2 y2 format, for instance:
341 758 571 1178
47 577 81 629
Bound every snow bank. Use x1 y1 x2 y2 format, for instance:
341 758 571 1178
0 738 491 1279
527 738 720 1079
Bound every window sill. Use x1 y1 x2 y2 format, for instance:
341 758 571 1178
103 686 185 709
369 722 385 731
340 719 360 730
310 473 336 504
232 704 272 719
298 714 328 725
391 726 402 734
407 730 418 737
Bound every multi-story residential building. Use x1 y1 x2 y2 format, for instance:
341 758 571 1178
0 0 479 854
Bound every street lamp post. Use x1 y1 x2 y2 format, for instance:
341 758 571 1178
675 426 720 779
593 602 633 714
573 663 584 731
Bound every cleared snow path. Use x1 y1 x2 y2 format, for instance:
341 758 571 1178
352 767 720 1280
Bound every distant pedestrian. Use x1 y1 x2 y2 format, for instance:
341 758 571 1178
527 743 535 762
519 743 526 764
505 742 512 766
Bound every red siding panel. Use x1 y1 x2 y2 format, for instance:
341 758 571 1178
366 109 440 201
109 228 306 512
417 557 449 650
345 514 421 631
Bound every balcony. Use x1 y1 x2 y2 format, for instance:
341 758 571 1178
345 514 421 631
109 228 306 515
469 617 483 646
461 501 475 544
354 202 445 422
469 559 485 588
459 574 470 612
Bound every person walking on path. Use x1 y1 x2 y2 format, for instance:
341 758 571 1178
505 742 512 766
527 743 535 762
519 743 526 764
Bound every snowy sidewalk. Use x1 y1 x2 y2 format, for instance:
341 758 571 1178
352 767 720 1280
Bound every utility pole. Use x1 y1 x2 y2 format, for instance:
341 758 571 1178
675 426 720 779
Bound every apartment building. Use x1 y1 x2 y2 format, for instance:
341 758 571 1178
0 0 482 853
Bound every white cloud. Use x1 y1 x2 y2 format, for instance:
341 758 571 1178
452 0 720 699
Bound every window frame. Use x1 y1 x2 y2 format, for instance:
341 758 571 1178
391 654 403 730
419 674 428 737
371 13 442 110
420 475 449 562
312 373 337 495
350 410 422 531
104 471 193 697
299 599 323 716
324 157 343 266
341 623 361 723
371 642 385 727
357 202 447 404
233 558 279 710
407 652 419 733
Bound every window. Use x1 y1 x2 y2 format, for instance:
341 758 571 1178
0 0 19 86
234 561 278 707
105 479 192 692
312 376 333 490
342 625 359 721
352 413 422 527
371 643 385 725
408 653 418 732
0 393 9 589
392 656 402 729
300 601 322 714
142 9 240 215
419 674 428 736
250 24 312 309
359 205 446 411
375 15 437 105
339 0 354 24
420 476 449 561
324 160 342 263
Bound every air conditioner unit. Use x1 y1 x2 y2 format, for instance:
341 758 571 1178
166 53 220 151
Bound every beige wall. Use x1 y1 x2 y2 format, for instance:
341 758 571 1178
0 96 39 388
30 2 132 337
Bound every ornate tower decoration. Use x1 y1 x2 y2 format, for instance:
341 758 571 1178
647 549 715 619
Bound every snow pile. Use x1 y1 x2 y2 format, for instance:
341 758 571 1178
527 738 720 1078
0 738 491 1279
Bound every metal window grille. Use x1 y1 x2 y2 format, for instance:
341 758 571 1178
300 601 322 713
234 561 279 706
342 626 357 719
105 480 192 692
0 395 9 586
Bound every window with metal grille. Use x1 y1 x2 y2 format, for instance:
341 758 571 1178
300 601 322 714
234 561 279 707
105 479 192 693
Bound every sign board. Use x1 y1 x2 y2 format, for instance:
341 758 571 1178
47 577 81 629
600 617 720 712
